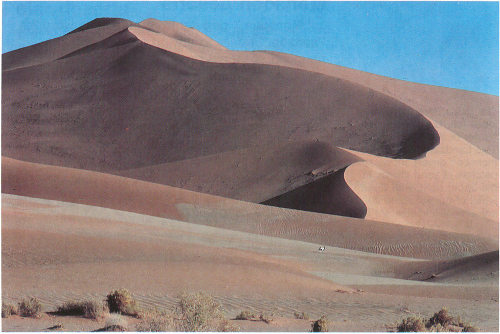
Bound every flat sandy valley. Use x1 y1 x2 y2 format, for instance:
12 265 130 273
2 18 498 332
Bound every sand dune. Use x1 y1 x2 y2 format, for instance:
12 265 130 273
2 17 498 332
118 141 363 216
2 27 439 174
128 22 498 158
3 157 496 260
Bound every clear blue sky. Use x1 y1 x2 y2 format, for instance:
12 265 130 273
2 1 498 95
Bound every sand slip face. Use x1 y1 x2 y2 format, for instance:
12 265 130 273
344 121 498 238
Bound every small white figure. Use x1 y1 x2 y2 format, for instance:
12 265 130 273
318 246 325 252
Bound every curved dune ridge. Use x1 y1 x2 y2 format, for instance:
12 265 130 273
2 157 497 260
118 141 364 216
2 27 439 171
1 17 497 235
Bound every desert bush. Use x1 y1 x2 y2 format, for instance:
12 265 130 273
136 309 173 332
235 310 256 320
2 303 18 318
106 289 139 316
56 299 106 319
294 311 310 320
462 324 480 332
175 291 227 332
312 315 329 332
259 312 274 324
397 316 426 332
18 297 42 318
104 313 128 331
428 308 454 327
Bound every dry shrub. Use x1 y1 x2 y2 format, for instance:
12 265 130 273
175 291 231 332
235 310 257 320
462 324 480 332
428 308 454 327
18 297 42 318
106 289 139 316
294 311 310 320
103 313 128 331
56 299 106 319
136 309 173 332
2 303 18 318
259 312 274 324
312 315 329 332
397 316 426 332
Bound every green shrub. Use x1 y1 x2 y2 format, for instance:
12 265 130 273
18 297 42 318
397 316 426 332
235 310 256 320
2 303 18 318
56 299 106 319
312 315 329 332
106 289 139 316
176 291 226 332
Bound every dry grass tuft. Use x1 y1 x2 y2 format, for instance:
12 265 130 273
136 309 173 332
175 291 235 332
106 289 139 317
294 311 310 320
2 303 18 318
18 297 42 318
428 308 454 327
235 310 257 320
397 316 426 332
312 315 329 332
103 313 128 331
56 299 107 319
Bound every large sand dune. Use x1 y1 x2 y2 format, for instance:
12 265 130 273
2 17 498 332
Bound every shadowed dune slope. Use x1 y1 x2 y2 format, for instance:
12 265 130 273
118 141 362 210
127 22 498 158
2 157 497 260
2 26 439 175
261 167 367 218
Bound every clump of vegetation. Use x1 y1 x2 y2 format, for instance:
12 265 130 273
397 316 426 332
56 299 107 319
428 308 453 327
136 309 173 332
462 324 480 332
259 312 274 324
396 308 480 332
294 311 310 320
18 297 42 318
2 303 18 318
103 313 128 331
106 289 139 316
235 310 257 320
175 291 235 332
312 315 329 332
